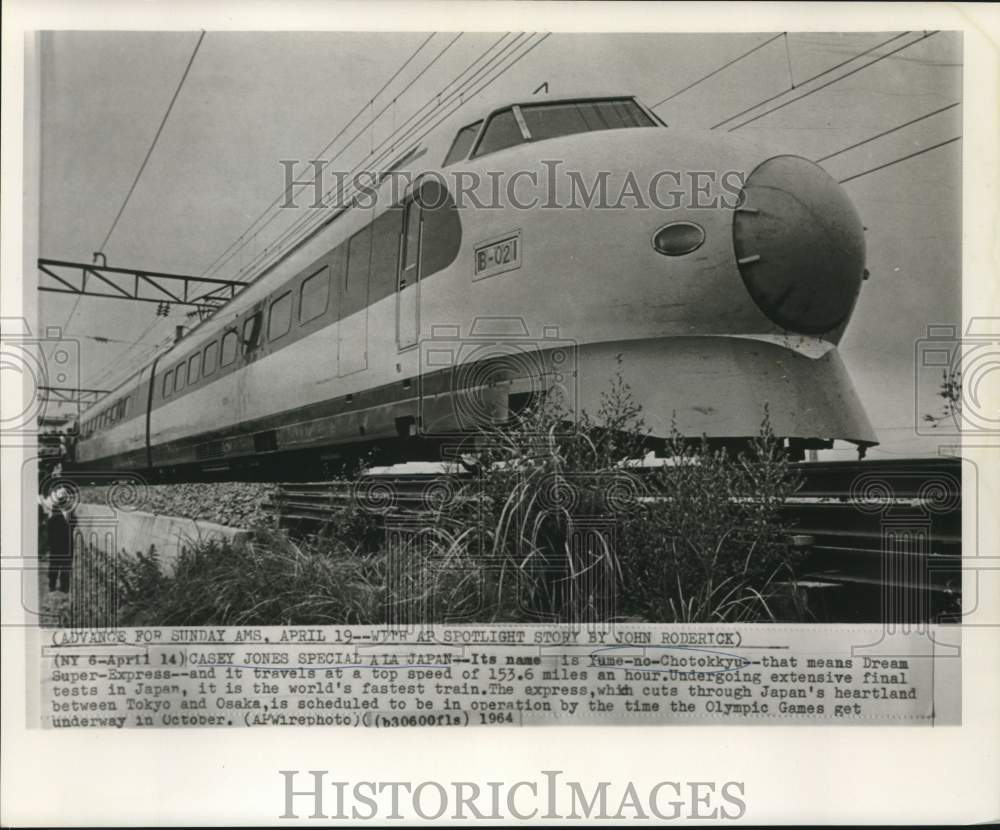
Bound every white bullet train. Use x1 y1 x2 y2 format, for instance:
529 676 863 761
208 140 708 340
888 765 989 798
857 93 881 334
71 93 877 480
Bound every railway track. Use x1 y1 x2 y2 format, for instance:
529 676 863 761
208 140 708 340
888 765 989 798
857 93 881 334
262 457 962 623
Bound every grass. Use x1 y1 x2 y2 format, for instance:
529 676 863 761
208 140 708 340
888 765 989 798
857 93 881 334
58 363 808 626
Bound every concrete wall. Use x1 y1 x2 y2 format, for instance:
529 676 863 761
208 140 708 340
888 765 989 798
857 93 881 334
72 502 250 573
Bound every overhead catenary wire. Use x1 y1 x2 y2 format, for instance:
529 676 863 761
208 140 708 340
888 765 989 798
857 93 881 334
710 31 913 130
85 315 166 391
837 135 960 184
63 30 206 336
201 31 477 281
814 102 959 163
80 333 166 347
197 31 441 280
650 32 784 109
229 33 549 286
212 33 540 289
97 31 207 256
199 30 486 283
724 31 940 132
238 35 533 263
204 31 526 285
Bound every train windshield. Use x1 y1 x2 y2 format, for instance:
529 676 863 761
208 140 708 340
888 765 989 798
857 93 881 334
443 120 483 166
470 97 657 160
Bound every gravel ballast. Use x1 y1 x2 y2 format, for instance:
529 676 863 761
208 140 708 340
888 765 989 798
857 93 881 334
78 481 279 529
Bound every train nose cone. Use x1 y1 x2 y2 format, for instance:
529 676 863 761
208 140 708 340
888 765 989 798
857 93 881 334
732 155 865 334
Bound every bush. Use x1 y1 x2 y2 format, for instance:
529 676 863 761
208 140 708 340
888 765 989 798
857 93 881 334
64 533 384 627
426 361 805 624
618 419 804 622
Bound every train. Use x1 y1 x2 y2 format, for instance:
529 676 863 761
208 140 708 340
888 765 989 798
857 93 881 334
69 92 877 481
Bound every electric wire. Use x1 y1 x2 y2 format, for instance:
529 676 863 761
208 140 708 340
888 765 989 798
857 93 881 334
651 32 784 109
837 135 960 184
213 33 541 289
198 32 440 279
202 32 519 284
63 31 206 335
814 102 959 163
97 31 207 255
233 33 548 285
710 31 913 130
725 31 940 132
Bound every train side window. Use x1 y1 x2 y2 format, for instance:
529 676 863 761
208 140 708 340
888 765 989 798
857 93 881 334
369 208 402 305
328 246 346 322
243 312 263 355
417 179 462 278
443 119 483 166
203 341 218 376
174 364 185 393
220 331 238 366
399 199 420 291
163 370 173 397
187 353 201 385
268 292 292 341
300 266 329 323
344 224 372 317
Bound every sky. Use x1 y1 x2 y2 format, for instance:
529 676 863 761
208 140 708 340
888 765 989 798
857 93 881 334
36 30 963 458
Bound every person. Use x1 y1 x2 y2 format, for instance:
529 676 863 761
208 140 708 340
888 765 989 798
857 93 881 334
42 486 76 593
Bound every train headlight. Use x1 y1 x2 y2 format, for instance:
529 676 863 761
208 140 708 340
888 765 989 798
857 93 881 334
652 221 705 256
732 155 865 334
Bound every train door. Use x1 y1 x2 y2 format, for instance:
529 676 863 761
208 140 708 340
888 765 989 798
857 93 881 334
396 198 421 350
338 224 372 377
